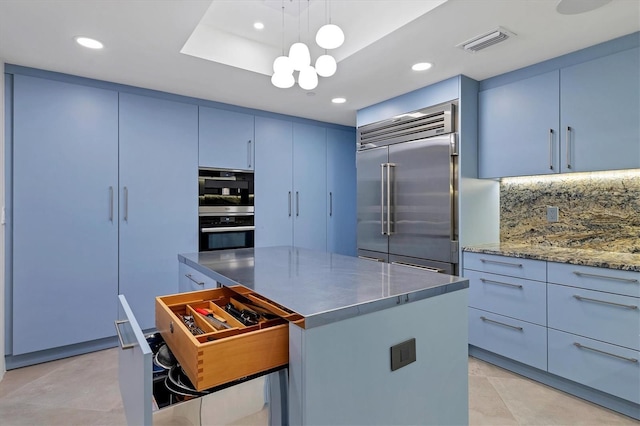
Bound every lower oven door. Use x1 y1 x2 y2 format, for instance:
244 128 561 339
199 216 255 251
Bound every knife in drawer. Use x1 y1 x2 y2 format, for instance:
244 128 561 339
194 308 232 330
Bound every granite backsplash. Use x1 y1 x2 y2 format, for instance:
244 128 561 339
500 170 640 254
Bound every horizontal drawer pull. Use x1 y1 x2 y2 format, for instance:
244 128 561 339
573 342 638 363
573 294 638 310
480 316 523 331
358 255 383 262
480 258 523 268
185 273 205 286
480 278 523 289
573 271 638 283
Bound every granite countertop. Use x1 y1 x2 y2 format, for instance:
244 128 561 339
179 246 468 329
463 242 640 272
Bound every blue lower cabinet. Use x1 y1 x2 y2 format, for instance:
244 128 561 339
179 262 217 292
548 329 640 404
468 307 547 371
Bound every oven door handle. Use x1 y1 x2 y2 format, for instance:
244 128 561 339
200 226 255 233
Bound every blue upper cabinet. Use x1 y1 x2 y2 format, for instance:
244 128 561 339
479 71 560 178
119 93 198 330
479 44 639 178
254 116 294 247
326 128 356 256
11 75 119 355
199 106 255 170
293 123 327 251
560 47 639 173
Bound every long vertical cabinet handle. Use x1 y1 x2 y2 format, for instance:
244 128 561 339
387 163 395 235
109 186 114 222
288 191 292 217
296 191 299 217
247 140 252 168
548 129 554 170
380 163 386 235
329 192 333 217
566 126 572 169
123 186 129 222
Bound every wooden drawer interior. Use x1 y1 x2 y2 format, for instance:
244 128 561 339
156 287 301 391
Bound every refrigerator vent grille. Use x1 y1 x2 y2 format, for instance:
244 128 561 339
357 102 455 149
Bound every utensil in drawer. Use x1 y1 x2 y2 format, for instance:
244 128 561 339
194 308 232 330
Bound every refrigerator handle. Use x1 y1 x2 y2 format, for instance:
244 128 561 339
380 163 386 235
387 163 396 235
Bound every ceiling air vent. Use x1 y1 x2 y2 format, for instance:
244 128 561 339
457 27 516 52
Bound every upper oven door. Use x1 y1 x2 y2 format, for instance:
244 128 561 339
199 168 254 215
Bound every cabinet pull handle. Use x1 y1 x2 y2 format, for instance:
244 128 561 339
288 191 292 217
329 192 333 217
387 163 396 236
479 258 523 268
109 186 114 222
123 186 129 222
573 342 638 363
480 316 523 331
380 163 386 235
480 278 523 289
114 320 136 350
566 126 572 169
296 191 300 217
185 273 205 286
548 129 554 170
247 140 252 168
358 255 383 262
573 294 637 310
392 261 443 273
573 271 638 283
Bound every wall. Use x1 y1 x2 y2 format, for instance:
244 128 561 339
500 169 640 253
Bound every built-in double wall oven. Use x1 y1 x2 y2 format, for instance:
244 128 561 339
198 168 254 251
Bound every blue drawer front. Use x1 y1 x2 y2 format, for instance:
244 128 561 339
469 307 547 371
548 284 640 350
548 262 640 297
178 262 217 292
466 269 547 326
548 329 640 404
463 252 546 282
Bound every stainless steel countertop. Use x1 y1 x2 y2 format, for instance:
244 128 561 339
179 246 468 329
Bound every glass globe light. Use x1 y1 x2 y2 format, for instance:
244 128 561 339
288 42 311 71
315 54 337 77
298 65 318 90
273 56 293 75
315 24 344 50
271 72 295 89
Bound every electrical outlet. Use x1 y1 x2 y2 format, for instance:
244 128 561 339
547 206 559 222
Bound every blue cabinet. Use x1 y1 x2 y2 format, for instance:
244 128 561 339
479 46 639 177
119 93 198 330
560 47 639 173
12 75 119 355
479 71 559 178
199 107 254 170
326 128 356 256
254 116 294 247
293 123 327 251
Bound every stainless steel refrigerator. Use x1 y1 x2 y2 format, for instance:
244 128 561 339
356 102 459 274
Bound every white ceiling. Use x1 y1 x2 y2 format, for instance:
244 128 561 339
0 0 638 127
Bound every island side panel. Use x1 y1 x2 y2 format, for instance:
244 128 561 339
288 289 469 425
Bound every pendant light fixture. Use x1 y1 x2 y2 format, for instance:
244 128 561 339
272 1 294 88
315 0 344 49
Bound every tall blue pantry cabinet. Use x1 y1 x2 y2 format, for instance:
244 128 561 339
11 75 120 355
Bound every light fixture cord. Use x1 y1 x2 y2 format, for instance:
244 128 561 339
281 0 285 55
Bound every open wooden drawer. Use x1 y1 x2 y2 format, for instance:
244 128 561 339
156 286 301 391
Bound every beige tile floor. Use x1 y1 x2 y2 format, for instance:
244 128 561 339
0 347 637 425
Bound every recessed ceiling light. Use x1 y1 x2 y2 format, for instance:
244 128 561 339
254 22 265 30
412 62 432 71
75 36 103 49
332 98 346 104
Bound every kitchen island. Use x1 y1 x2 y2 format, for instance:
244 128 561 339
178 246 470 425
